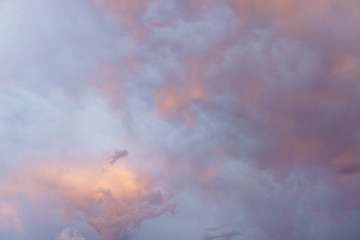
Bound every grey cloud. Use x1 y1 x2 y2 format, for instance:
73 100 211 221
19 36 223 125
1 0 360 240
109 149 129 164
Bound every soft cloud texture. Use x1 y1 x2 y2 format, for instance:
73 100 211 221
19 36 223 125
58 229 86 240
0 156 175 240
0 0 359 239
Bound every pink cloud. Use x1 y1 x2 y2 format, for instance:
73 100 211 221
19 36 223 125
0 156 175 240
0 201 23 231
1 0 359 239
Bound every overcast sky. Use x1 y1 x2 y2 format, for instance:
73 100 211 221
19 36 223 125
0 0 360 240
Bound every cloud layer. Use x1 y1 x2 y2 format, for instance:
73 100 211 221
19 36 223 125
0 0 359 239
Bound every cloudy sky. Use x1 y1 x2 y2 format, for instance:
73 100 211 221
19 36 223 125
0 0 359 239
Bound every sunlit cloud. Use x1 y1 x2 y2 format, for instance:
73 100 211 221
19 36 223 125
0 155 175 240
1 0 359 239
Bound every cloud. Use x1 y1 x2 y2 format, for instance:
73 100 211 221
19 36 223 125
58 229 86 240
203 225 240 240
0 201 23 231
1 0 360 239
203 231 240 240
109 149 129 164
0 157 175 240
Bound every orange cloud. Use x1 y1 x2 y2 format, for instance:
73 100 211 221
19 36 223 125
331 154 360 174
0 157 175 240
227 0 331 29
154 50 229 125
332 54 359 76
155 78 205 125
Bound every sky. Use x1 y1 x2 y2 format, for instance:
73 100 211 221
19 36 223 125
0 0 359 239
